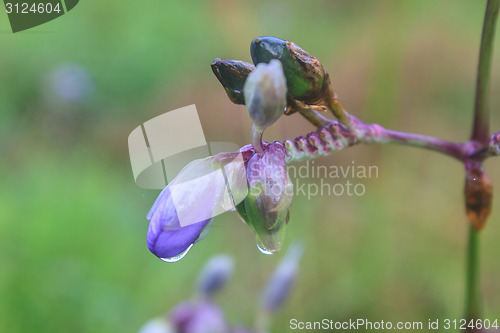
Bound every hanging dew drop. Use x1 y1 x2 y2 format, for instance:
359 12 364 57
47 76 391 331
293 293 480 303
256 239 276 255
160 244 194 262
257 243 274 255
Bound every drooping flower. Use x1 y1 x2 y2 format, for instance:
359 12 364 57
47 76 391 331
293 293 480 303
146 141 294 259
148 42 295 260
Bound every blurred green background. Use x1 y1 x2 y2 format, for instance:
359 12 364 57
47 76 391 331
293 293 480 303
1 1 499 332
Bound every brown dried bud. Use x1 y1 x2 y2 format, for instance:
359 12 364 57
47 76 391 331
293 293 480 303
465 165 493 231
211 58 255 104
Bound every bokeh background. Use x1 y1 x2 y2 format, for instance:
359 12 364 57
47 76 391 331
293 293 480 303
1 1 500 332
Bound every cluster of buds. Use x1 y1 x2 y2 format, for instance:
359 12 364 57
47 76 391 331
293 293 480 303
148 37 328 260
139 244 303 333
212 36 333 117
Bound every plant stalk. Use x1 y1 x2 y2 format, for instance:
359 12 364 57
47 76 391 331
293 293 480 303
251 124 265 153
464 1 500 325
471 0 500 146
465 225 480 321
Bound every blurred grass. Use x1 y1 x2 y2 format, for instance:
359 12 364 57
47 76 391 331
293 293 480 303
0 0 499 332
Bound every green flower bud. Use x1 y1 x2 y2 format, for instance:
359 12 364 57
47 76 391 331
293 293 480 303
243 59 287 131
250 36 325 103
235 142 293 254
211 58 255 104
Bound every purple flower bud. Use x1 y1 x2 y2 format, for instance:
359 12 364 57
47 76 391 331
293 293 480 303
244 59 287 131
260 242 304 312
235 142 293 254
197 255 234 298
147 185 213 261
147 153 249 261
170 301 229 333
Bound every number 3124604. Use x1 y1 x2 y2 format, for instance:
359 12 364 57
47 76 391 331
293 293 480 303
5 2 62 14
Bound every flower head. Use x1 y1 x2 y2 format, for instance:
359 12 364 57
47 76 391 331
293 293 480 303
146 140 294 259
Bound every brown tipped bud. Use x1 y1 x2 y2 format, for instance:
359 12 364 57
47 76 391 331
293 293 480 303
465 165 493 231
211 58 255 104
250 36 326 103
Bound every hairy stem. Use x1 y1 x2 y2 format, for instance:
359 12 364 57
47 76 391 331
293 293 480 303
284 118 474 163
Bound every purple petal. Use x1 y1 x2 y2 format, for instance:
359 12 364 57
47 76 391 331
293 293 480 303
147 187 212 259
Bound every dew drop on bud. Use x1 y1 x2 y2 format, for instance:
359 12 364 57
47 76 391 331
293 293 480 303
160 244 194 263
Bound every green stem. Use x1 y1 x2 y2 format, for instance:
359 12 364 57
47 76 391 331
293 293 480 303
465 225 480 321
471 0 500 145
464 0 500 324
251 124 264 153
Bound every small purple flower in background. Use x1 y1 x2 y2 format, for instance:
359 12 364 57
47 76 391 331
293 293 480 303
197 255 234 298
47 64 93 103
170 301 229 333
139 246 302 333
260 242 304 312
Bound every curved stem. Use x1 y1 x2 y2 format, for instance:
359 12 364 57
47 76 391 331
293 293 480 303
382 128 469 161
251 124 265 153
298 108 332 127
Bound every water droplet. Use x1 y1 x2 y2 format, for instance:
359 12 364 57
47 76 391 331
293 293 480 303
257 242 274 255
256 236 283 255
160 244 194 263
